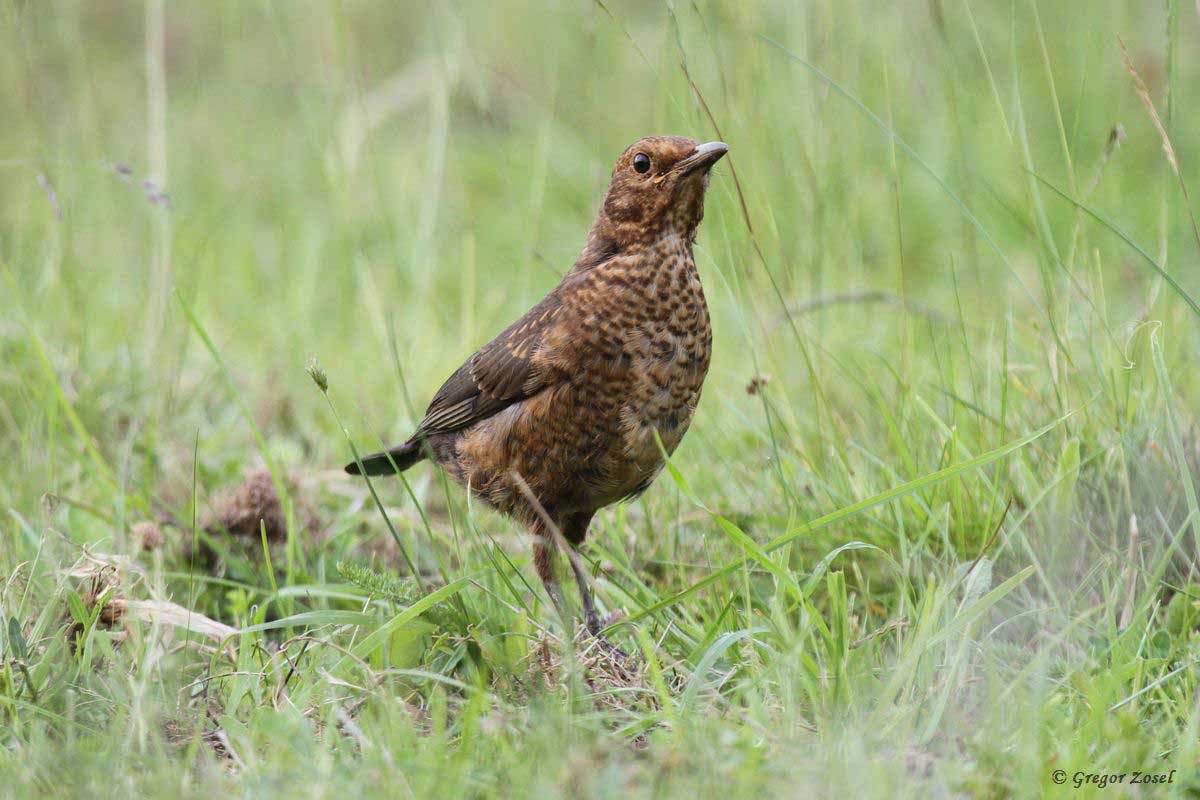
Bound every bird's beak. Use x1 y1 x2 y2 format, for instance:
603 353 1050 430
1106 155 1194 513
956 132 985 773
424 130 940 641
676 141 729 177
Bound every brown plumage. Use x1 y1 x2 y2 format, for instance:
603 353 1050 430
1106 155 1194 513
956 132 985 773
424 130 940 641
347 135 727 643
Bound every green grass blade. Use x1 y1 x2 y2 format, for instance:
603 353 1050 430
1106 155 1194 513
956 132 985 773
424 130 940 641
624 409 1072 624
237 610 377 635
1032 171 1200 319
347 575 472 661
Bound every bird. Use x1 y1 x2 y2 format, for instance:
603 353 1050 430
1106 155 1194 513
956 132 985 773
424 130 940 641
346 135 727 647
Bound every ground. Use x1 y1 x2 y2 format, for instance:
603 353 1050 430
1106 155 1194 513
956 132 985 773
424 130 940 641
2 1 1200 797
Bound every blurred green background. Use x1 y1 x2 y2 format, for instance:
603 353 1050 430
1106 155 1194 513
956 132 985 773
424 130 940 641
2 1 1200 797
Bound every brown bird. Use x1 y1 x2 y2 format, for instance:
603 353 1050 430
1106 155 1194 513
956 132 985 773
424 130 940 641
347 136 727 645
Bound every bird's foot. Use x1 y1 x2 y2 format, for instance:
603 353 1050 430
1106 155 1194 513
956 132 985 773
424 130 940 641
582 618 633 666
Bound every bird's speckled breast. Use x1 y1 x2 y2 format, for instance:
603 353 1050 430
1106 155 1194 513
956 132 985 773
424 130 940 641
441 232 713 518
582 233 712 503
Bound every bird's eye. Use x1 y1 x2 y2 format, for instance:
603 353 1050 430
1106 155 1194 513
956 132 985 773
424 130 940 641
632 153 651 174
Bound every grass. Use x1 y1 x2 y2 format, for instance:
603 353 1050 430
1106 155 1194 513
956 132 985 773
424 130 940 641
2 0 1200 796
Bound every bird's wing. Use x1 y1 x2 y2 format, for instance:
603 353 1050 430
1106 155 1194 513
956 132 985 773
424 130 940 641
412 290 569 437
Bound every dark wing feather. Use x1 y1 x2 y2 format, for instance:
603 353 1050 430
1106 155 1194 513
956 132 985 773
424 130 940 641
413 291 565 437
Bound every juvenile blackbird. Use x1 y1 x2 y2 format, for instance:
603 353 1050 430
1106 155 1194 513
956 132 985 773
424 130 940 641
347 136 727 642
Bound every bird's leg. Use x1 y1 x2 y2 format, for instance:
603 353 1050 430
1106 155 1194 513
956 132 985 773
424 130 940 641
566 550 604 636
561 513 630 662
564 546 630 662
523 492 630 661
532 532 568 623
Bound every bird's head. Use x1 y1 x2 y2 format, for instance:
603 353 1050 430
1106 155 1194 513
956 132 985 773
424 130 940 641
587 136 728 254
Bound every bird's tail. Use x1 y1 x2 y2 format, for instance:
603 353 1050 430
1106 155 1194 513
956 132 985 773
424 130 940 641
344 439 424 477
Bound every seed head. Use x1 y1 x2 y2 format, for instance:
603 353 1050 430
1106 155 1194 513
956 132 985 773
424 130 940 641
306 358 329 393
